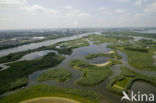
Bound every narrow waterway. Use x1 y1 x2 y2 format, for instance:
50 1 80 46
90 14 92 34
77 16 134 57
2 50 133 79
1 40 156 103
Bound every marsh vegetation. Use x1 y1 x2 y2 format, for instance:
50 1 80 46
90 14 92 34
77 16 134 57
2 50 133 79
0 84 102 103
0 53 65 94
0 30 156 103
38 68 72 82
107 66 156 94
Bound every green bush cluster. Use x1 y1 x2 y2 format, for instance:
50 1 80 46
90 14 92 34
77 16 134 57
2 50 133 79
124 46 148 52
107 66 156 94
85 51 122 60
107 44 156 71
87 35 117 44
0 53 65 94
38 68 72 82
69 59 112 86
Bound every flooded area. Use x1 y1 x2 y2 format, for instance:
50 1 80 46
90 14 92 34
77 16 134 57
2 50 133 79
131 81 156 95
0 33 156 103
136 29 156 34
20 50 57 61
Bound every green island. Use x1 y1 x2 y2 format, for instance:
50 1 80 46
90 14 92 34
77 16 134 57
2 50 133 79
85 50 122 60
107 66 156 94
108 44 156 71
0 84 104 103
0 53 65 94
55 38 89 49
87 34 118 44
86 34 133 44
38 68 72 82
68 50 123 86
69 59 114 86
85 50 122 66
103 31 156 39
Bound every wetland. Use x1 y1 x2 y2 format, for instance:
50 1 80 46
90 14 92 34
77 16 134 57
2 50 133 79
0 30 156 103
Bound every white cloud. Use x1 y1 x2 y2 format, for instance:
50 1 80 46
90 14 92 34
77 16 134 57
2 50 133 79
0 0 60 15
66 10 90 18
74 20 78 27
134 1 142 7
115 0 129 2
0 0 27 9
98 7 110 15
144 1 156 13
115 9 126 13
0 0 92 29
27 5 60 15
0 0 156 29
133 0 148 7
64 5 72 9
98 7 108 10
101 11 110 15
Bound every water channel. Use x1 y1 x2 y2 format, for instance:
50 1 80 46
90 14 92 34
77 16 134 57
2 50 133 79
0 32 156 103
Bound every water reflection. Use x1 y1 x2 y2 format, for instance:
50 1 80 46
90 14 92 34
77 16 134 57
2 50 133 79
20 50 57 61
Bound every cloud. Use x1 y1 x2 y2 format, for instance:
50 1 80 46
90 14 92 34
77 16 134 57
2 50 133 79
115 9 126 13
0 0 156 29
64 5 72 9
98 7 110 15
133 0 148 7
134 0 142 7
135 13 144 18
0 0 60 15
98 7 108 10
144 1 156 13
27 5 60 15
66 10 90 18
115 0 129 2
0 0 27 9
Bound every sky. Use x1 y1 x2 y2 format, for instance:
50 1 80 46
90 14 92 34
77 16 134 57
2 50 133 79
0 0 156 30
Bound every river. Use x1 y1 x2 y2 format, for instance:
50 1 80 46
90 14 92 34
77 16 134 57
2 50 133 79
0 32 100 57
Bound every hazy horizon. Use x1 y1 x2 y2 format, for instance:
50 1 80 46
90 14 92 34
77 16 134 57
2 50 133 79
0 0 156 30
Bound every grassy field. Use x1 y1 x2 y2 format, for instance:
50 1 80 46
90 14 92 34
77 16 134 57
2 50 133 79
38 68 72 82
112 77 131 91
136 39 156 49
56 38 89 49
87 35 117 44
86 34 134 45
0 84 104 103
107 66 156 94
0 51 30 64
122 48 156 71
102 31 156 39
0 53 65 94
69 59 112 86
85 50 122 60
107 44 156 71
